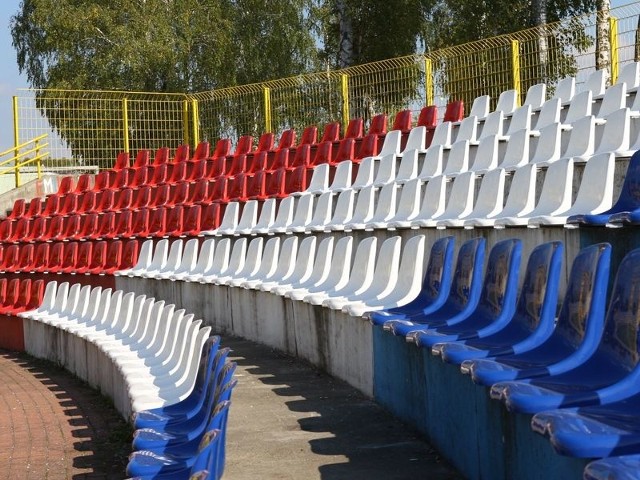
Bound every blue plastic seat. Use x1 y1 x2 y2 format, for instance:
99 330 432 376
367 236 455 326
584 454 640 480
566 149 640 227
493 246 640 414
463 243 611 388
437 241 563 364
381 237 485 339
412 238 522 349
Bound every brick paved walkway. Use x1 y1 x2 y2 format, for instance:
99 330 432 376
0 350 131 480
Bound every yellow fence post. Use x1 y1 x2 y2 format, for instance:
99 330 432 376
13 96 20 188
340 74 350 135
424 57 434 106
122 98 130 154
191 98 200 145
263 87 272 134
182 99 190 146
511 40 521 107
609 16 619 84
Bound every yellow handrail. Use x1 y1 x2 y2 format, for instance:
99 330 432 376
0 134 49 188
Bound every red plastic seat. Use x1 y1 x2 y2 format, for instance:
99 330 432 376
191 141 210 162
289 144 311 170
73 241 93 273
147 207 167 237
187 179 208 205
112 188 134 212
77 191 97 214
264 168 287 199
7 199 25 220
206 157 226 178
227 173 247 202
278 129 297 149
393 109 413 133
28 216 46 242
186 159 207 183
128 166 149 189
150 184 170 208
246 171 266 200
444 100 464 122
153 147 170 166
0 245 19 272
7 244 34 273
418 105 438 128
57 193 79 216
299 126 317 146
81 241 107 275
211 139 231 159
234 135 254 157
345 118 363 139
226 154 247 178
128 208 150 238
24 197 42 218
368 114 388 136
96 189 115 212
268 149 289 172
181 205 202 237
113 152 130 170
173 144 190 163
199 203 221 231
133 150 151 169
333 137 356 164
246 151 267 176
73 213 99 241
118 240 139 271
355 133 379 160
108 169 129 190
92 171 111 192
73 174 92 194
169 181 189 206
41 215 63 242
59 214 82 241
257 133 275 153
132 186 152 210
164 206 184 237
56 176 74 196
92 212 116 240
32 242 51 273
46 242 65 273
20 279 44 314
284 166 309 195
209 177 228 203
110 210 133 239
311 141 333 167
59 242 79 273
0 219 13 243
167 161 187 184
321 122 341 143
9 218 31 243
41 195 60 217
0 279 21 312
100 240 123 275
150 164 168 185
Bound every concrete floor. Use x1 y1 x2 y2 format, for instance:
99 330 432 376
223 336 463 480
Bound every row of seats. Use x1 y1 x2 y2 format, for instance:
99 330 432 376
0 239 138 275
127 337 236 480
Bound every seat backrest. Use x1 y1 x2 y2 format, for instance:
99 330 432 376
530 122 562 165
284 166 308 194
584 68 607 97
227 154 247 177
552 76 576 104
597 82 626 118
300 125 317 145
153 147 170 166
321 122 341 143
192 141 210 161
499 164 538 218
442 139 470 175
213 139 232 159
345 118 364 139
564 90 593 124
147 207 167 237
75 241 93 271
47 242 64 271
133 149 151 168
278 129 297 149
236 200 259 231
618 61 640 90
523 83 546 109
56 176 74 196
247 151 267 175
256 133 275 153
200 203 221 231
468 168 506 219
357 133 379 160
499 128 530 170
495 89 519 115
89 241 108 270
61 242 78 270
420 236 456 309
173 144 190 163
507 104 533 134
469 135 499 172
33 243 50 270
333 137 355 163
444 237 486 311
369 114 388 136
311 141 333 167
113 151 130 170
530 158 574 216
469 95 490 118
165 205 184 235
444 100 464 122
535 97 561 130
393 109 413 132
418 106 437 128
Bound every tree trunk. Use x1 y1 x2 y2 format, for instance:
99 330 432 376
635 14 640 61
532 0 548 83
336 0 353 68
596 0 611 84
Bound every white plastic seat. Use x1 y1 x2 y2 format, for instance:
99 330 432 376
238 237 282 289
559 114 595 163
323 189 356 231
469 95 491 119
415 145 444 181
523 83 546 109
372 153 401 187
199 237 243 284
212 201 240 236
246 236 299 290
301 163 330 195
617 61 640 93
21 281 63 320
82 291 137 343
530 122 562 166
94 293 150 353
478 111 504 140
528 152 615 227
584 68 608 98
351 182 398 231
304 236 377 306
260 236 317 293
50 286 104 332
327 160 354 192
367 178 421 231
388 175 447 229
395 149 420 184
497 128 530 171
63 287 115 336
561 90 593 127
186 238 228 283
305 191 334 233
553 76 576 105
375 130 402 158
281 237 337 299
148 239 183 279
117 240 153 277
453 116 478 143
171 238 215 282
216 237 261 287
533 97 561 131
323 236 402 311
495 158 574 228
441 139 470 175
469 134 499 172
340 185 377 231
267 196 295 234
429 122 453 148
505 105 533 136
159 238 199 281
286 193 315 233
39 283 86 327
288 236 354 301
437 168 506 228
464 163 537 228
234 200 260 235
401 126 427 154
596 82 627 121
250 198 277 235
130 239 169 278
594 107 633 157
345 235 427 317
349 156 377 190
418 171 476 228
495 89 519 115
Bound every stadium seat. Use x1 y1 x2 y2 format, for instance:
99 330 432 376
7 198 25 220
113 152 130 170
7 243 34 274
133 150 151 169
348 182 397 231
259 236 317 294
326 160 354 192
441 139 470 175
333 186 375 232
241 237 294 290
496 128 530 170
523 83 546 109
128 208 151 238
147 207 168 237
198 203 222 233
367 178 421 230
209 202 240 236
234 200 259 236
31 242 51 273
72 241 93 274
420 171 477 228
44 242 65 273
77 191 97 214
304 191 334 233
285 194 315 234
164 206 185 238
153 147 170 166
212 139 231 160
24 197 43 218
345 118 363 139
191 141 210 162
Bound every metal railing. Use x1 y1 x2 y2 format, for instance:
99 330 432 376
11 1 640 170
0 133 49 188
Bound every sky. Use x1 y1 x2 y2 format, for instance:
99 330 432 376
0 0 633 154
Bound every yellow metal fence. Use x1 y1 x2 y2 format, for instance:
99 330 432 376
12 1 640 170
